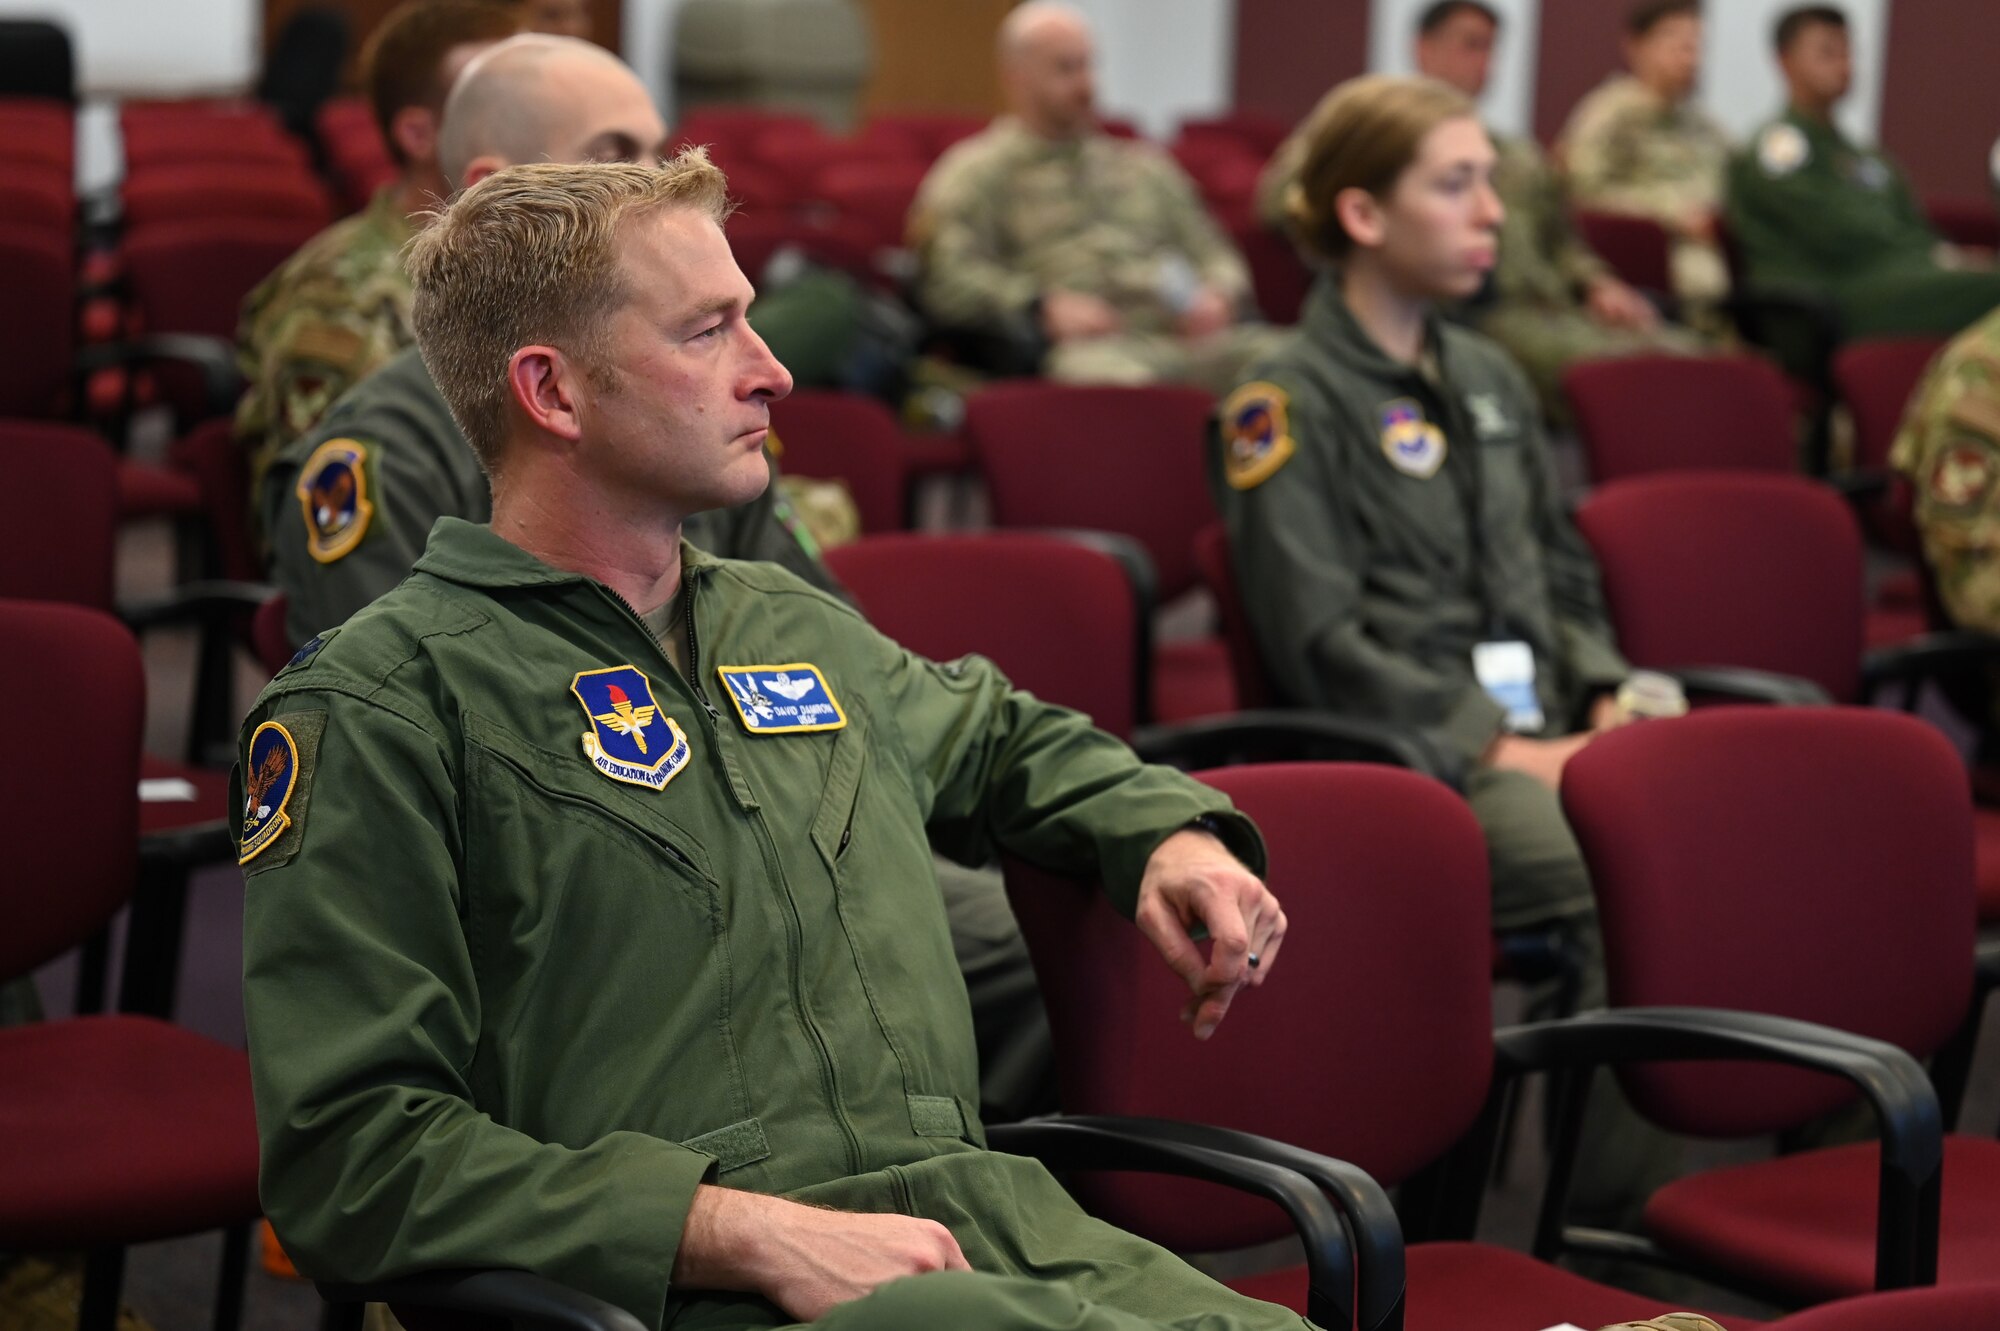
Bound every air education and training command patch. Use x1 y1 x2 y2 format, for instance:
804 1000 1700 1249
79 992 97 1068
296 438 375 564
1379 398 1447 478
239 720 300 865
572 666 692 790
1220 381 1296 490
716 664 848 735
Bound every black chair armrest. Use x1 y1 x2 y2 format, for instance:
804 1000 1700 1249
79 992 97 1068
1825 468 1892 505
1863 629 2000 695
1496 1005 1941 1290
120 579 275 632
317 1269 647 1331
989 1114 1394 1331
1660 665 1833 706
138 817 233 872
1132 709 1459 787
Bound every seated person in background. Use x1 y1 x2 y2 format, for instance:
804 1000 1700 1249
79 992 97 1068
1218 74 1676 1239
240 151 1303 1331
909 1 1282 394
495 0 592 39
1263 0 1705 423
235 0 519 507
1891 304 2000 635
1558 0 1732 307
1727 4 2000 340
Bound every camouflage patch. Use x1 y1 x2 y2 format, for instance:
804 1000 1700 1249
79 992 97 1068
1928 438 2000 511
296 438 375 564
1219 381 1296 490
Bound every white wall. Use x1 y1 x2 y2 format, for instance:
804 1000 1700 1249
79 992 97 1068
1070 0 1234 139
624 0 683 119
0 0 258 96
1702 0 1887 142
1368 0 1541 138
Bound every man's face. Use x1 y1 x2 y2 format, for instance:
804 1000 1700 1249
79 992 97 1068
536 56 668 166
1628 13 1702 101
1371 115 1503 300
1782 21 1853 105
1008 20 1098 137
1415 10 1498 101
574 209 793 517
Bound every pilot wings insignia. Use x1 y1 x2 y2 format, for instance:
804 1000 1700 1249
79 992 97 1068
763 672 816 701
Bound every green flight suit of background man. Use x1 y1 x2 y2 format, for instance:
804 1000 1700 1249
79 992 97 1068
1727 4 2000 342
239 154 1302 1330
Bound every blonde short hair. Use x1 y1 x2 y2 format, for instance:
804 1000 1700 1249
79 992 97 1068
405 150 731 473
1283 75 1478 264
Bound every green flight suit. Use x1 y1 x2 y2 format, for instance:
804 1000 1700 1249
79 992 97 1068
237 521 1303 1331
1726 107 2000 340
1210 275 1676 1232
263 347 833 648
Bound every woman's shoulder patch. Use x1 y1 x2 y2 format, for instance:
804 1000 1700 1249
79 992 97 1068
1219 381 1298 491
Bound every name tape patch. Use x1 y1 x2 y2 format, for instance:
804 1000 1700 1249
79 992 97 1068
716 663 847 734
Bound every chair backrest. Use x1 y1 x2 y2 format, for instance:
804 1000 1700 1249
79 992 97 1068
0 20 74 102
1005 762 1494 1252
1575 472 1865 702
0 600 142 981
1832 335 1948 473
1228 216 1314 326
122 216 325 340
815 158 929 245
1571 209 1675 294
1193 522 1275 709
1564 354 1798 483
963 382 1217 599
122 167 335 230
1925 197 2000 252
253 592 296 677
824 531 1141 738
0 223 75 418
0 97 73 173
768 390 911 533
0 421 116 608
1562 707 1976 1137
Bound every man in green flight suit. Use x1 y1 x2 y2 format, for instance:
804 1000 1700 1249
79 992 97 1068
1726 4 2000 341
234 0 519 509
237 154 1299 1330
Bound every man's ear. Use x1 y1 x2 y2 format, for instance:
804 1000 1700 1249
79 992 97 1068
462 154 507 190
389 106 439 167
507 345 586 446
1333 186 1386 251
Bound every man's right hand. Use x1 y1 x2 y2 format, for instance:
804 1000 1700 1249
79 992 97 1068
673 1184 970 1322
1485 732 1592 790
1039 288 1124 342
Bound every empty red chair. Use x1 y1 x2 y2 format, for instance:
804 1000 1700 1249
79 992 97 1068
962 381 1235 722
719 160 795 217
1571 208 1676 295
122 166 336 229
0 162 75 231
0 95 74 172
0 599 261 1331
1927 197 2000 252
122 215 323 342
728 211 878 287
0 222 74 417
816 157 929 250
1832 336 1949 646
769 390 918 533
1173 111 1291 160
1227 215 1313 325
1563 706 1995 1300
859 111 985 162
1565 353 1799 482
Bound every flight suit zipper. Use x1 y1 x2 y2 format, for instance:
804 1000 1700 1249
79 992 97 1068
601 571 866 1176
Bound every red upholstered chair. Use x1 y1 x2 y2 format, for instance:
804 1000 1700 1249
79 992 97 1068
1227 214 1313 325
122 165 336 230
0 221 76 418
0 161 76 231
1560 707 1998 1301
1193 521 1273 710
0 94 75 173
1565 354 1799 483
1773 1284 2000 1329
252 592 296 677
815 157 930 252
768 389 936 533
1005 761 1940 1329
0 599 261 1331
1926 198 2000 252
1831 336 1948 647
1571 209 1676 295
961 382 1236 722
858 111 986 161
1173 111 1291 161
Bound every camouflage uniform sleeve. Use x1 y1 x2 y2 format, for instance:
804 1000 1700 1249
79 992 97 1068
1147 149 1252 304
1894 341 2000 633
908 148 1042 331
1563 90 1706 223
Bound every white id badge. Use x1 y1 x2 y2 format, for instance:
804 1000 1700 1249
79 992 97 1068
1472 639 1544 733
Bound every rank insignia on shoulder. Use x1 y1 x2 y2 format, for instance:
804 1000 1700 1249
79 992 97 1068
716 663 847 734
572 666 692 790
1220 381 1296 490
239 720 301 864
1379 398 1447 478
1758 123 1809 177
296 438 375 564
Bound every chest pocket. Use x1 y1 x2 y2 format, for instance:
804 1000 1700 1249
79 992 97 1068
458 712 754 1149
804 709 983 1139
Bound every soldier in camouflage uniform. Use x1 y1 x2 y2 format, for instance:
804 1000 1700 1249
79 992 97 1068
908 2 1281 395
1727 6 2000 341
235 0 519 516
1259 1 1707 423
1558 0 1732 306
1890 305 2000 634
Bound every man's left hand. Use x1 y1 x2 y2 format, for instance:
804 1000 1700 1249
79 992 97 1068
1176 286 1235 339
1135 828 1286 1040
1584 274 1661 331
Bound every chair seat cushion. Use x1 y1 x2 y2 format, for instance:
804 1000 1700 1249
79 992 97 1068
1646 1135 2000 1301
1224 1242 1765 1331
0 1015 260 1246
115 459 202 520
1154 636 1237 723
137 753 231 840
1770 1282 2000 1329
